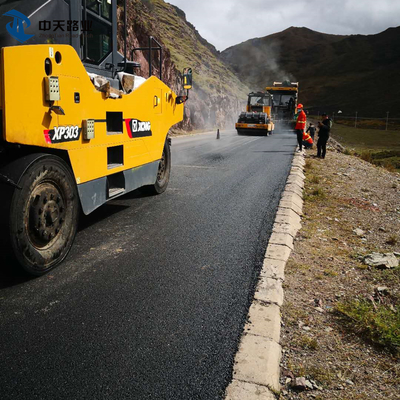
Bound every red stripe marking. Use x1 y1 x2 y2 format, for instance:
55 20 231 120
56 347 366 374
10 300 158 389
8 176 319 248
125 119 132 138
44 130 52 144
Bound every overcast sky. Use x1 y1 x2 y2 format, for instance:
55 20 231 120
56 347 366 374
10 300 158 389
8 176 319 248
166 0 400 51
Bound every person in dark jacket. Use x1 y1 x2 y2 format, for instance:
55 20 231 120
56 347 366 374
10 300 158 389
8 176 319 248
317 114 331 159
306 123 316 148
306 123 316 141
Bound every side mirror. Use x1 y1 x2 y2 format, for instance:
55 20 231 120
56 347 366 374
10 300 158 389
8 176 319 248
183 67 192 90
176 68 192 104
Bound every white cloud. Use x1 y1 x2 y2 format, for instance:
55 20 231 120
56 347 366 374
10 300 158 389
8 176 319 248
166 0 400 50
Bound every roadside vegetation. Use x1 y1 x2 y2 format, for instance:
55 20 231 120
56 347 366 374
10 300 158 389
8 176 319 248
280 145 400 399
336 298 400 353
330 122 400 171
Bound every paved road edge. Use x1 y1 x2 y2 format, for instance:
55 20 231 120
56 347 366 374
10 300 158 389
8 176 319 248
225 152 306 400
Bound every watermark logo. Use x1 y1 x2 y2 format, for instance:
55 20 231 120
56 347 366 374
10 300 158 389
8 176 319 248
3 9 34 43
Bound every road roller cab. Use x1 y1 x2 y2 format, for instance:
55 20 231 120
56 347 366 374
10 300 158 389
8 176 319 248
235 92 275 136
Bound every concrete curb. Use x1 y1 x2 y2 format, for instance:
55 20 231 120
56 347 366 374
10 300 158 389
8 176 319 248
225 152 306 399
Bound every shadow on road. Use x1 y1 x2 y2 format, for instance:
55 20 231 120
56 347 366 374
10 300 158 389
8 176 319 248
0 188 152 288
78 203 130 232
0 254 35 289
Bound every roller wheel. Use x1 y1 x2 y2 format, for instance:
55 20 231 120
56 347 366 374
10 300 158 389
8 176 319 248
144 138 171 195
9 156 79 275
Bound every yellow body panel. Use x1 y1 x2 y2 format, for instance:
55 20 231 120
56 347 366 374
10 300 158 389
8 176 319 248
266 87 298 93
235 122 274 131
1 44 183 184
245 105 272 117
264 105 272 117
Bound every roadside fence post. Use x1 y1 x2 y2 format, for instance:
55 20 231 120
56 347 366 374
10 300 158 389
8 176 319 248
217 129 220 139
386 112 389 131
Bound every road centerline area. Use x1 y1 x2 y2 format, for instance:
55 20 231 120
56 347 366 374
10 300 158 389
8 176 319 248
174 165 221 169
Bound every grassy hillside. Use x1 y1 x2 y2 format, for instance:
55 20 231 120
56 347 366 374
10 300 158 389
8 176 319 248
140 0 249 98
331 124 400 151
118 0 250 130
330 123 400 171
221 27 400 118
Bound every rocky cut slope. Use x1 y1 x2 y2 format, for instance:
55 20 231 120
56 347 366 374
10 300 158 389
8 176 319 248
221 27 400 118
117 0 250 131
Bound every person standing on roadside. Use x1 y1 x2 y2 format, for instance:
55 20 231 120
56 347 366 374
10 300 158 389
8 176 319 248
317 113 332 159
295 103 307 152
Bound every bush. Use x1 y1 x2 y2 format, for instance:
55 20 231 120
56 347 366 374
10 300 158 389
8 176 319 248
311 187 325 198
359 151 373 163
336 299 400 353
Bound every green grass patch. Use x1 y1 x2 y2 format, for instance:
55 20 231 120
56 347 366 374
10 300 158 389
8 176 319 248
336 299 400 353
305 186 326 202
298 335 319 350
309 175 320 184
311 187 325 197
329 123 400 171
304 159 314 170
324 268 338 277
306 365 335 386
343 148 354 156
334 118 400 131
330 123 400 151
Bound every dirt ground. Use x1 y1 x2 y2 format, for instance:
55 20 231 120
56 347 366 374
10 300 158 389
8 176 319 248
279 144 400 399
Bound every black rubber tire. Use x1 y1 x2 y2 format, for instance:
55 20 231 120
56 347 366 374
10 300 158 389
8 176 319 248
8 156 79 276
144 139 171 195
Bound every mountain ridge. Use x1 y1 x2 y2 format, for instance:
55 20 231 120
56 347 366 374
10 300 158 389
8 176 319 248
221 26 400 117
119 1 400 126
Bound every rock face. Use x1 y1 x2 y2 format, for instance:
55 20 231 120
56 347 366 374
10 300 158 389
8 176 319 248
363 253 399 269
117 0 250 131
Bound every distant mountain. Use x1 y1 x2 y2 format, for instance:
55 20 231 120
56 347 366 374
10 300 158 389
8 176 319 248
221 27 400 117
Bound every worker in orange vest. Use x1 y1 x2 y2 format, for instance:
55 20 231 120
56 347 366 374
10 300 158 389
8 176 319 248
295 103 307 152
302 131 313 148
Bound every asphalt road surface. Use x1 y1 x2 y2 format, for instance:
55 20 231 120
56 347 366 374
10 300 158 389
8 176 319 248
0 127 296 400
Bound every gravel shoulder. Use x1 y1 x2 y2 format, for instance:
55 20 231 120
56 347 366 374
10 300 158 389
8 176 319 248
279 145 400 399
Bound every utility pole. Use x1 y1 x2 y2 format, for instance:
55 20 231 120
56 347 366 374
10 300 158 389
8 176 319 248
355 111 358 128
386 111 389 131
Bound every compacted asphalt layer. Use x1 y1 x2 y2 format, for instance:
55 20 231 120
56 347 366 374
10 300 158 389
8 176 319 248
0 128 296 399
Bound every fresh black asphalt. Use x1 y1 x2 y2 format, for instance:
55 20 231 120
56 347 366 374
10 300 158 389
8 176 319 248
0 128 296 399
